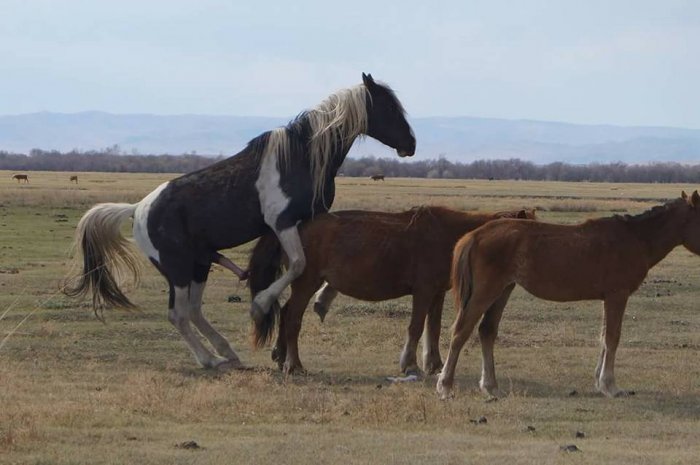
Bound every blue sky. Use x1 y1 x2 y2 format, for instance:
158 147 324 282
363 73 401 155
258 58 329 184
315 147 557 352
1 0 698 127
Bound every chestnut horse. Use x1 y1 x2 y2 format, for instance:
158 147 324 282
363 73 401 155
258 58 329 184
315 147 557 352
438 191 700 399
249 206 535 375
12 174 29 183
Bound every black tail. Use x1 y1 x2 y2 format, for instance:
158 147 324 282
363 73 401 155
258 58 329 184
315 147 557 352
248 232 284 347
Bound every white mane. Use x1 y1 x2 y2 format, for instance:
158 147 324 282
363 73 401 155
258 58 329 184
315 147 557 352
266 84 370 210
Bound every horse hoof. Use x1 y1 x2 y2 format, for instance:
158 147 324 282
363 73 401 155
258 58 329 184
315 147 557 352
313 302 328 322
271 346 283 363
436 379 454 400
215 359 244 372
423 361 444 376
283 363 305 376
403 367 423 378
479 382 499 398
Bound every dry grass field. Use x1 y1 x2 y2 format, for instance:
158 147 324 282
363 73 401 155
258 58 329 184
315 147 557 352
1 170 698 464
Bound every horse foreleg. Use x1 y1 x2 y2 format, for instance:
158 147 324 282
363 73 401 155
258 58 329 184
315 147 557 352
251 226 306 322
422 292 446 375
169 285 222 369
188 280 243 369
271 302 288 369
312 282 338 322
597 293 630 397
478 284 514 398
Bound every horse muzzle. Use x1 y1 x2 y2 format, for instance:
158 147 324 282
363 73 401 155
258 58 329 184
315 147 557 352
397 146 415 158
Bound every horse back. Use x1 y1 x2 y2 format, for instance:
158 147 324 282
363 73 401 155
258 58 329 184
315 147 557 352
468 219 649 301
297 210 457 299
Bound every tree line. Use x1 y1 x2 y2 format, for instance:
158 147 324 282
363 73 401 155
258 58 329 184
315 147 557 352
3 148 700 183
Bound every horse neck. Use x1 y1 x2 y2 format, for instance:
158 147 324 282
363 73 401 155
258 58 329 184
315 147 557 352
325 134 357 175
625 208 686 267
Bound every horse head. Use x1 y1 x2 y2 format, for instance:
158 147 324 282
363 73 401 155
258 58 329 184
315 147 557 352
681 190 700 255
362 73 416 158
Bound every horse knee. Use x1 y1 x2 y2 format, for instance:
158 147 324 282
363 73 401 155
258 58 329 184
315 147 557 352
288 254 306 276
168 308 187 328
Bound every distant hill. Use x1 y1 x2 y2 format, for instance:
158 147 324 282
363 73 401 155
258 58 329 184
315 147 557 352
2 111 700 164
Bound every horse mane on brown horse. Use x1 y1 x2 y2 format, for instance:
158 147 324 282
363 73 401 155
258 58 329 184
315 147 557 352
248 205 536 376
438 191 700 400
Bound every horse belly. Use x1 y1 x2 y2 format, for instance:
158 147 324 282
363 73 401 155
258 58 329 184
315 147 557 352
324 267 410 301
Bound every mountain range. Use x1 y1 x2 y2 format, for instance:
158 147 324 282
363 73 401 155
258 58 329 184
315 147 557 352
1 111 700 164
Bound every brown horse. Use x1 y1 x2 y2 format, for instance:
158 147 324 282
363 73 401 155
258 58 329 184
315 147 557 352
370 174 385 181
249 206 536 375
12 174 29 183
438 191 700 400
70 175 78 184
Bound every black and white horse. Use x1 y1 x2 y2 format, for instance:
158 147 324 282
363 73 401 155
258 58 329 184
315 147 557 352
64 73 416 370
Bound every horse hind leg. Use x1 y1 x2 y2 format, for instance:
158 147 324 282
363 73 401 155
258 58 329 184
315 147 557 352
400 288 437 375
437 283 505 399
422 292 446 375
478 283 514 398
281 276 323 375
188 278 243 370
312 282 338 322
168 285 224 369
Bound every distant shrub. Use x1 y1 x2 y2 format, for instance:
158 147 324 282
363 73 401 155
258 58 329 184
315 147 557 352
547 202 598 212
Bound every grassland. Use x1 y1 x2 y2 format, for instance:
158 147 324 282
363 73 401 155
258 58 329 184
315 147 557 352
1 170 698 464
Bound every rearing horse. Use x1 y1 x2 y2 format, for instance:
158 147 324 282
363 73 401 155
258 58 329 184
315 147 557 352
64 73 416 370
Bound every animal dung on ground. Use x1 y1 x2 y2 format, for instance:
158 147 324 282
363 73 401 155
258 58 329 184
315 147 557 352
175 440 202 450
560 444 580 453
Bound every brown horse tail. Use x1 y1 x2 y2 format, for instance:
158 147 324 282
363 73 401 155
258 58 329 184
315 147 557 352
248 232 283 347
451 234 475 313
63 203 141 316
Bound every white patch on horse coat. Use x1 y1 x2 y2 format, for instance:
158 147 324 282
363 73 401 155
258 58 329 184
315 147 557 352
133 181 168 263
255 133 290 226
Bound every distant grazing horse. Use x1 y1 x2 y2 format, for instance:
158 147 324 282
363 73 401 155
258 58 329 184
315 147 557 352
371 174 385 181
438 191 700 399
12 174 29 183
64 74 415 370
248 206 535 375
70 175 78 184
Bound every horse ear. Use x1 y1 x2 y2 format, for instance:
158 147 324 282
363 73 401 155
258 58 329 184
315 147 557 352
362 72 375 88
681 190 688 200
692 190 700 207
